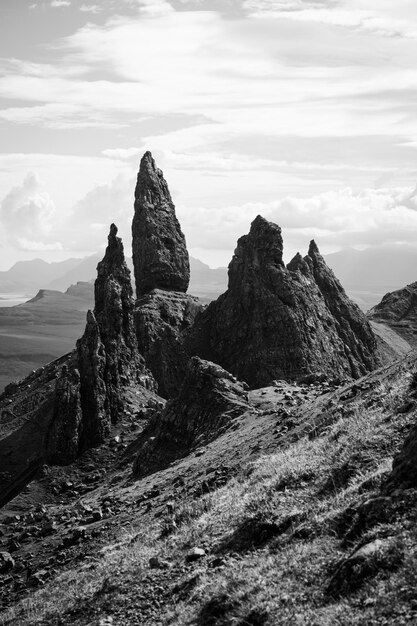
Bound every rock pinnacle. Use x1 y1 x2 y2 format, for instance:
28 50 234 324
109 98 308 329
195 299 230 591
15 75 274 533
132 151 190 296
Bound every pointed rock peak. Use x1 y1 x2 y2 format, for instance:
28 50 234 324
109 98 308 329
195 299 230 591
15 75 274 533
99 223 126 272
135 150 172 202
287 252 303 269
228 215 284 290
95 223 132 319
308 239 321 257
248 216 284 264
132 152 190 296
287 251 311 275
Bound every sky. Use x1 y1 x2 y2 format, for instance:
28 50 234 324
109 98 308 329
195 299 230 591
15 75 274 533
1 0 417 270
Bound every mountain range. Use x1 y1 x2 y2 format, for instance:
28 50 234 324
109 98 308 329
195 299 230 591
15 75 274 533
3 244 417 312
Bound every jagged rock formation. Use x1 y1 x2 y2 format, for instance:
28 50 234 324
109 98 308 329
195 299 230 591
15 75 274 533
49 224 156 461
132 153 201 397
132 151 190 296
368 282 417 347
0 225 157 506
186 215 378 387
133 357 250 476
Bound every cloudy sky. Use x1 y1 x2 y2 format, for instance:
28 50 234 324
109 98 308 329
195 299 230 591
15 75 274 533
1 0 417 270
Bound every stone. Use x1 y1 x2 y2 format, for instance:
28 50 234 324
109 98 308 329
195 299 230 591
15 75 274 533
187 215 378 388
186 547 206 562
132 151 190 296
134 357 250 476
327 537 402 596
0 552 14 574
149 556 171 569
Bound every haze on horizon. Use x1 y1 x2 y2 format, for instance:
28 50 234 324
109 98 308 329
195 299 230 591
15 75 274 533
1 0 417 272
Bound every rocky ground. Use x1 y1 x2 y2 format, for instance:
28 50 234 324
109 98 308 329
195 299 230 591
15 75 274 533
2 355 417 624
0 376 344 618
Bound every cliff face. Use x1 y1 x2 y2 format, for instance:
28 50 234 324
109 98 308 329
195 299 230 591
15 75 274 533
132 153 202 398
132 151 190 297
186 215 378 387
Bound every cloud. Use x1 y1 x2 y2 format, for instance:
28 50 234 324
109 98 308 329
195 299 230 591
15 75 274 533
79 4 102 13
0 172 58 249
243 0 417 38
63 174 135 252
136 0 175 16
50 0 71 7
180 185 417 262
102 147 142 159
16 238 63 251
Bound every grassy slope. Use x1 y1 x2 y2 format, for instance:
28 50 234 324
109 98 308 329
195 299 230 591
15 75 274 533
2 356 417 625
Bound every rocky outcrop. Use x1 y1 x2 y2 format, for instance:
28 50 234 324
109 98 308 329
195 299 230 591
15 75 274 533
368 282 417 347
132 153 201 397
132 151 190 296
134 290 201 399
186 215 378 387
0 224 160 506
48 224 156 461
306 240 378 377
133 357 250 476
47 359 83 464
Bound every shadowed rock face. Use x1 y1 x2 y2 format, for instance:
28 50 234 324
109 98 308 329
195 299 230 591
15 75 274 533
133 357 250 476
186 215 378 387
132 151 190 296
134 289 202 399
49 224 156 462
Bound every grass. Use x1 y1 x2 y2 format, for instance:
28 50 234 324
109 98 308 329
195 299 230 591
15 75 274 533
2 364 417 625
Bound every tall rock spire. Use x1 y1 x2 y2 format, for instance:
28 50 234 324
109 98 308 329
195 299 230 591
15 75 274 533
49 224 156 461
132 151 190 297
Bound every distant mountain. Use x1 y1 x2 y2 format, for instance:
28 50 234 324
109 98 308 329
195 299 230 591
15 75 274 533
0 257 82 293
0 254 229 303
325 244 417 290
46 255 101 291
324 244 417 310
4 243 417 312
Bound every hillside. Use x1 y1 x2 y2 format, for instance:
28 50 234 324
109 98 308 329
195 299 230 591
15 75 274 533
368 282 417 348
0 283 93 392
1 152 417 626
2 353 417 624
